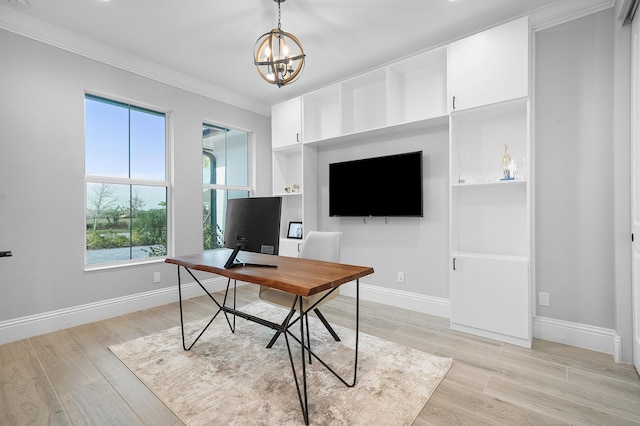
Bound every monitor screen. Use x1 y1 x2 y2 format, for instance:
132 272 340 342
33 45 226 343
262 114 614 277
223 196 282 255
329 151 423 217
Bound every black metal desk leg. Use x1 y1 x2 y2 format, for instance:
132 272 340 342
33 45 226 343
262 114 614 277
300 295 309 424
281 296 310 425
176 265 224 351
177 266 187 350
279 280 361 424
221 278 236 333
352 279 360 385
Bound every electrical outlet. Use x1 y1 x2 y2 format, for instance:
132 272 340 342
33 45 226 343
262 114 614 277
397 272 405 283
539 291 549 306
153 272 161 283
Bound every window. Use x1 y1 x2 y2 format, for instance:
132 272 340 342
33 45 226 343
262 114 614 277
85 94 168 266
202 124 250 250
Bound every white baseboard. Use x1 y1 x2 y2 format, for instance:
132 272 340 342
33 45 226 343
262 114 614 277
339 281 450 318
0 279 622 362
0 277 230 346
340 283 620 359
533 316 620 360
451 322 532 348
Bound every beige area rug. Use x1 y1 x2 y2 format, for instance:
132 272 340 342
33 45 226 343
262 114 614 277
110 301 452 425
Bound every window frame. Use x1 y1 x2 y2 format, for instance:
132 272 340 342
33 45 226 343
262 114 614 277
84 92 172 270
202 122 253 250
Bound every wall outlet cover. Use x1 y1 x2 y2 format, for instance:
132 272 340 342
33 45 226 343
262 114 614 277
539 291 549 306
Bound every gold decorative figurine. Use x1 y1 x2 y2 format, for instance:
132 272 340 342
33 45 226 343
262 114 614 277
502 143 512 180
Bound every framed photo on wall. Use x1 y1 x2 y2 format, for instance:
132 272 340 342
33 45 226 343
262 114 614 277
287 221 303 239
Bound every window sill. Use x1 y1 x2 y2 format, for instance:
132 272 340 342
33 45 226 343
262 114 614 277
84 256 166 272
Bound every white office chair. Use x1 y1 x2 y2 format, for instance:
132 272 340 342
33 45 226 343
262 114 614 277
259 231 343 349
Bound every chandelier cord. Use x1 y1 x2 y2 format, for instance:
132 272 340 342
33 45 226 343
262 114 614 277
277 0 282 30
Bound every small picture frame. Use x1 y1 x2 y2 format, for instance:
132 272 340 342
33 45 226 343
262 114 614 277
287 221 303 239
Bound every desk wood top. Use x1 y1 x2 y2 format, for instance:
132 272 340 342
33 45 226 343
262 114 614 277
165 249 374 297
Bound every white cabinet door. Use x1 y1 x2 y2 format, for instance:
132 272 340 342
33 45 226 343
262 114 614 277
449 17 529 111
278 238 301 257
272 97 302 149
450 255 530 343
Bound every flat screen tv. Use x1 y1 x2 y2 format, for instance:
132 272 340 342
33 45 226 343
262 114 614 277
224 196 282 255
329 151 423 217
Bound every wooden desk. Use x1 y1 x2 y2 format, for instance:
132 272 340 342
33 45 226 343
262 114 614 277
165 248 374 425
165 249 373 296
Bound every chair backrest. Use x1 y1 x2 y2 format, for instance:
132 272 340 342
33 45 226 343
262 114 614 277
298 231 342 263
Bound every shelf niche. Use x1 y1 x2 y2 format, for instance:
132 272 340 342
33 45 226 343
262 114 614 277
272 145 302 196
301 47 447 145
451 99 529 185
387 48 448 126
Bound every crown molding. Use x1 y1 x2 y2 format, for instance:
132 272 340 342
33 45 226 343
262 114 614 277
615 0 639 24
0 5 271 116
530 0 616 31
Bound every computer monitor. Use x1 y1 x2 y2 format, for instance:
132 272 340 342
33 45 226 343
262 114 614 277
223 196 282 255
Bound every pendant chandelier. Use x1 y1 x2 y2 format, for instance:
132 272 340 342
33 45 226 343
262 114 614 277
253 0 305 88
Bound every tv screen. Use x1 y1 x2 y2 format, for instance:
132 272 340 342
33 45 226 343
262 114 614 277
329 151 423 217
224 196 282 254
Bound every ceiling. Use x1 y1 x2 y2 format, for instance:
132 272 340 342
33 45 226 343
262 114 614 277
0 0 615 116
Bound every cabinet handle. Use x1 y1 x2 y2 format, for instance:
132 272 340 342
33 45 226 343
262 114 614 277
296 133 300 143
452 257 456 271
452 96 456 111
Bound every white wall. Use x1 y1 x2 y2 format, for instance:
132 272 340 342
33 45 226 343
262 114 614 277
0 29 272 323
535 10 620 329
316 125 450 299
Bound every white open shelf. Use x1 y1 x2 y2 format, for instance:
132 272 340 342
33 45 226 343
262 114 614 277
272 145 302 196
342 68 387 135
303 85 341 142
388 48 448 126
301 47 447 146
451 98 529 185
451 179 527 188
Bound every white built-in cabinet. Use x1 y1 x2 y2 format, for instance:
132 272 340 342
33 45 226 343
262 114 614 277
449 17 529 111
301 47 448 144
271 97 302 149
271 108 309 257
448 16 531 347
271 17 532 347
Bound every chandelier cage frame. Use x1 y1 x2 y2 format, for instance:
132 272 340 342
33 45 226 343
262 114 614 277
253 0 305 87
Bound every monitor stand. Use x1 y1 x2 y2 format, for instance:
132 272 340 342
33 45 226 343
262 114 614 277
226 260 277 269
224 244 276 269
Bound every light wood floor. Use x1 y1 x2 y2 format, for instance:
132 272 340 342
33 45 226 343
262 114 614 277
1 285 639 425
